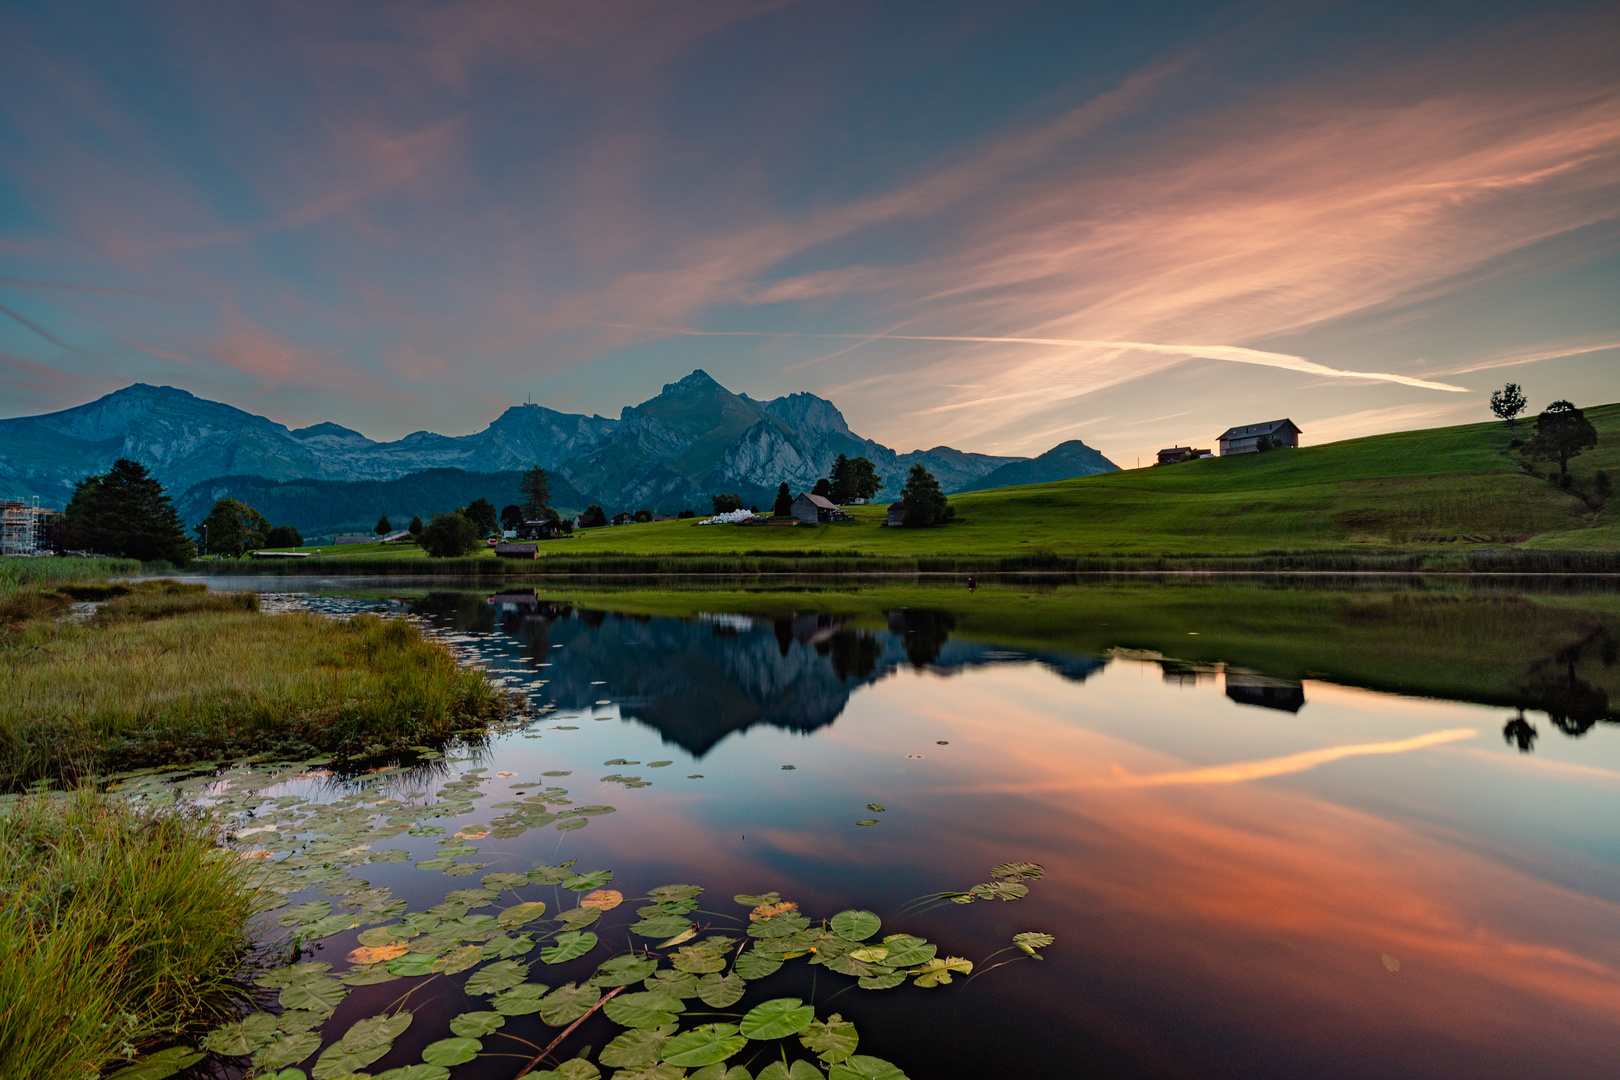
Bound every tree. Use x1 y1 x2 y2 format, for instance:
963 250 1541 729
520 466 552 519
463 497 499 536
578 504 607 528
266 524 303 548
677 509 696 519
63 459 194 564
811 478 831 499
848 456 883 501
409 515 423 536
711 493 742 515
375 514 392 536
195 497 271 558
1528 400 1598 478
827 454 854 504
500 504 524 530
897 464 954 527
772 482 793 517
420 512 480 557
634 508 653 523
1491 383 1528 434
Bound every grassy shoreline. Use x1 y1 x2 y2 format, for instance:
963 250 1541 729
0 578 513 790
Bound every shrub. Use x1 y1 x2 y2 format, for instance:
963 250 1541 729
420 512 480 557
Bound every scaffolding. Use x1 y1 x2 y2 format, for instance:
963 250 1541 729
1 496 41 556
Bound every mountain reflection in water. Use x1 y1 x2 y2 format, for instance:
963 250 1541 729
417 591 1103 754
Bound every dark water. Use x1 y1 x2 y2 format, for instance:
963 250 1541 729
188 577 1620 1078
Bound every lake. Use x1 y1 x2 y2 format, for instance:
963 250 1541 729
159 575 1620 1078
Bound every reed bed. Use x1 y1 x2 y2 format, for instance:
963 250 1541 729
0 790 260 1080
0 581 510 789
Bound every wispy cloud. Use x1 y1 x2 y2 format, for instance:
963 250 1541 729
1096 728 1478 788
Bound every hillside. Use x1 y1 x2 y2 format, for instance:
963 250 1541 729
174 468 589 543
0 373 1118 513
490 402 1616 557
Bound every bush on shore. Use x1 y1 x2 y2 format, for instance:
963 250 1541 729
0 791 260 1080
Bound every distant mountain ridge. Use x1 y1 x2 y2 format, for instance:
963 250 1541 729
0 371 1119 515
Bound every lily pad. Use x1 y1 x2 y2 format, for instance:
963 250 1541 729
527 863 577 885
879 936 935 968
855 820 879 827
604 989 686 1028
630 914 693 939
422 1037 481 1067
733 949 784 979
105 1047 206 1080
662 1023 748 1067
658 927 699 948
465 959 528 995
540 930 598 964
671 945 728 974
696 972 747 1008
481 933 537 959
340 963 403 986
800 1013 859 1063
556 906 602 929
432 945 486 974
740 998 817 1040
358 925 408 947
909 956 972 987
599 1023 678 1067
385 953 439 977
449 1011 506 1037
279 900 333 926
969 881 1028 901
581 888 623 911
347 942 410 964
539 981 602 1026
204 1013 280 1055
481 871 529 890
377 1067 452 1080
560 870 613 891
990 861 1045 882
650 884 704 902
830 910 881 942
492 983 552 1015
253 1031 323 1070
828 1056 908 1080
858 971 906 990
591 954 659 986
340 1011 412 1053
734 891 781 906
757 1064 827 1080
1014 931 1054 959
311 1039 389 1079
280 978 348 1012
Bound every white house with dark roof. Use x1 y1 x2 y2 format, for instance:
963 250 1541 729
1218 419 1301 456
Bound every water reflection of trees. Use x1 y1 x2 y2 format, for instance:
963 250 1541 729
1507 626 1617 749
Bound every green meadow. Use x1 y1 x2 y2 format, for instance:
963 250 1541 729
230 404 1619 570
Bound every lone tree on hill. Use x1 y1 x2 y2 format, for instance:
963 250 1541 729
1529 400 1598 479
500 504 524 531
772 482 793 517
64 458 194 564
198 498 271 558
374 514 392 536
520 466 551 519
420 511 480 557
898 464 955 528
462 497 499 536
1491 383 1528 435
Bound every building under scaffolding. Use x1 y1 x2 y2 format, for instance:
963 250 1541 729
1 497 44 556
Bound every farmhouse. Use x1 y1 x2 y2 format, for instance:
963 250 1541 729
610 511 635 526
515 519 567 540
1218 419 1301 456
886 503 908 527
1155 446 1212 465
493 542 538 559
790 492 846 524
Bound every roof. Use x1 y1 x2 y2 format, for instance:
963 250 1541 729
1218 418 1301 440
798 493 840 510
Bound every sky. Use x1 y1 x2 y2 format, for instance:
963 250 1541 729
1 0 1617 466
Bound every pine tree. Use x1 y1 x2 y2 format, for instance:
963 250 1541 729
375 514 392 536
63 458 194 563
898 464 954 528
520 466 552 519
772 482 793 517
827 454 854 504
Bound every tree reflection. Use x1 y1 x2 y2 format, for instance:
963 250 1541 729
887 609 956 668
1502 710 1538 753
1516 626 1615 739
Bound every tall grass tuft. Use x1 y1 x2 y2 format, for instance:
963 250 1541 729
0 791 259 1080
0 556 139 597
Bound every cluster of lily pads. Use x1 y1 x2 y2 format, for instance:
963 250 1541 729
94 748 1050 1080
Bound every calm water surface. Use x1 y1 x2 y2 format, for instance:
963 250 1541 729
186 578 1620 1078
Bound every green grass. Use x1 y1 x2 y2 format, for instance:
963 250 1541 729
0 556 140 594
0 580 511 789
195 404 1620 573
0 790 261 1080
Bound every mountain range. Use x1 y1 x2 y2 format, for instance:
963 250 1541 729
0 370 1118 522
